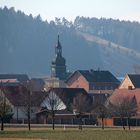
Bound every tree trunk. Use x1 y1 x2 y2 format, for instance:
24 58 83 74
127 117 130 130
121 117 125 130
52 112 55 130
28 111 31 131
79 115 82 130
1 118 4 131
27 87 31 131
101 117 104 130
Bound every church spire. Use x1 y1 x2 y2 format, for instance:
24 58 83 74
51 35 66 80
55 34 62 56
57 34 59 44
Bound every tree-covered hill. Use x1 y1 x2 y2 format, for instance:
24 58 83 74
0 7 140 77
74 16 140 52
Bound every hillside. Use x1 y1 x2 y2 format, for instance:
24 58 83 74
78 31 140 75
74 16 140 52
0 7 140 77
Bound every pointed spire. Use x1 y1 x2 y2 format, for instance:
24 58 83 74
56 34 61 49
56 33 60 46
51 35 67 79
58 34 59 43
55 34 62 56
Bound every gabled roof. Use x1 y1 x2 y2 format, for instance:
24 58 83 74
78 70 93 82
110 89 140 115
6 92 45 107
0 79 18 83
0 74 29 83
39 87 93 114
66 70 120 83
46 88 87 103
3 86 45 107
3 87 89 108
127 74 140 88
48 87 87 94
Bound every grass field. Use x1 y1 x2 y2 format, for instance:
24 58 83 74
0 128 140 140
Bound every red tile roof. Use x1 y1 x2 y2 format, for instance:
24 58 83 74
3 86 45 107
110 89 140 116
0 79 19 83
0 74 29 82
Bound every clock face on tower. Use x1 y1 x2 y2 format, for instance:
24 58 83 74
51 67 55 76
56 47 61 55
52 67 55 72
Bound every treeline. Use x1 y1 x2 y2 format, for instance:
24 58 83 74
0 7 93 76
0 6 140 76
74 16 140 51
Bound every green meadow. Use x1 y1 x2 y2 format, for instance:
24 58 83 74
0 128 140 140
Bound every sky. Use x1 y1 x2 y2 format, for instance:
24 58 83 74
0 0 140 22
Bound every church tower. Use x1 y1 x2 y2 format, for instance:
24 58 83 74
51 35 67 80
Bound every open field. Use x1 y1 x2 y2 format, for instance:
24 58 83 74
0 127 140 140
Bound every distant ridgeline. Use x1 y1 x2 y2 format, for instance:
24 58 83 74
0 6 140 77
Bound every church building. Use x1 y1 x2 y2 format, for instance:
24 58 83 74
51 35 70 80
44 35 71 90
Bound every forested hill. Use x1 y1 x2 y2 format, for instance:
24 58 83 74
74 16 140 52
1 7 140 77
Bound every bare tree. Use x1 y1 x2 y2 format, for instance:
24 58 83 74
0 86 12 131
91 97 109 130
41 89 66 130
72 93 92 130
95 105 108 129
108 95 137 130
20 81 32 131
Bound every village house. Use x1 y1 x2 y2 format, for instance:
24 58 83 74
0 36 128 126
65 70 120 93
119 74 140 89
0 88 13 123
0 74 44 123
0 74 29 84
5 89 45 123
109 88 140 126
1 80 109 125
107 74 140 126
36 88 94 124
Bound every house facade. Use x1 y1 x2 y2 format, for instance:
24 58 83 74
36 88 92 124
109 74 140 126
119 74 140 89
4 86 45 123
66 70 120 93
0 74 45 123
0 74 29 84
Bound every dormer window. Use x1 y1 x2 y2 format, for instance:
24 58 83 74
128 86 133 90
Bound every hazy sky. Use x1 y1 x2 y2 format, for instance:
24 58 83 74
0 0 140 22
